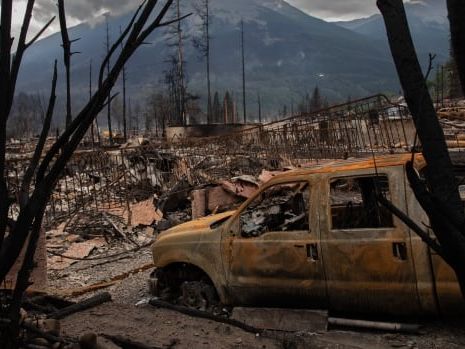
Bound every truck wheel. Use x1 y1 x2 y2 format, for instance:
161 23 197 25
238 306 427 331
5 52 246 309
179 280 218 312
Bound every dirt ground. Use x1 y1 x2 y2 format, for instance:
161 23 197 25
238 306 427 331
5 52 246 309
60 302 465 349
48 245 465 349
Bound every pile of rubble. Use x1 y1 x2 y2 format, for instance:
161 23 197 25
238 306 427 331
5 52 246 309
42 167 292 290
45 199 162 273
0 291 119 349
438 107 465 122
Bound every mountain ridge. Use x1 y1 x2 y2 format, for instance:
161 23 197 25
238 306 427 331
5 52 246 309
14 0 448 123
335 0 449 63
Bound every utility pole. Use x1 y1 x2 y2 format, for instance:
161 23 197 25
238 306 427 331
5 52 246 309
105 16 113 145
232 91 237 123
436 64 440 108
120 26 128 142
241 19 247 124
204 0 212 124
128 97 132 136
89 60 95 148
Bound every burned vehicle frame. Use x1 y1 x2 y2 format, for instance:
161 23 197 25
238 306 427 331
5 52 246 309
150 154 465 316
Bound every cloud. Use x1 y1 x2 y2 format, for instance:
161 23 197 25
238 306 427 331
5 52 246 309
10 0 142 42
33 0 139 22
10 0 414 40
286 0 413 21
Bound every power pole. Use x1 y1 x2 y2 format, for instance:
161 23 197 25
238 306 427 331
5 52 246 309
232 91 237 123
105 16 113 145
206 0 212 124
436 64 440 107
89 60 95 148
241 19 247 124
120 26 127 142
128 97 132 136
89 60 101 146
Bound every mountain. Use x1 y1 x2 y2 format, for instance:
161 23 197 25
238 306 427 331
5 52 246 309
335 0 450 65
16 0 406 123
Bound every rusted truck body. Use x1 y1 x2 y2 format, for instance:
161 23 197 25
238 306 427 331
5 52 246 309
151 154 465 316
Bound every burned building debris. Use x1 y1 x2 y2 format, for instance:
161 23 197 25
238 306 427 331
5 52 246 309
4 94 418 228
3 94 465 348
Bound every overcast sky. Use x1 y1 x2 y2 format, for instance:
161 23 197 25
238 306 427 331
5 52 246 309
287 0 383 21
10 0 397 40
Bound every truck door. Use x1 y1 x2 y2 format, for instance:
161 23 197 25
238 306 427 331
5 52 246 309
224 180 327 308
320 167 421 316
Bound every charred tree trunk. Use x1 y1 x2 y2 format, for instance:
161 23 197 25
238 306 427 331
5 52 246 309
89 60 96 148
58 0 72 129
0 1 182 346
447 0 465 97
105 17 114 145
377 0 465 297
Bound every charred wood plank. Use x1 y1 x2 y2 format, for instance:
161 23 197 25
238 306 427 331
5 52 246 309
22 322 65 343
149 299 262 335
49 292 111 319
101 334 162 349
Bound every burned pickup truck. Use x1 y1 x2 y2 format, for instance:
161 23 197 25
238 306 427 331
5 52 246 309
150 154 465 316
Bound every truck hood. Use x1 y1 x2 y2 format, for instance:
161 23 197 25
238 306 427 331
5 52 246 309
160 211 235 236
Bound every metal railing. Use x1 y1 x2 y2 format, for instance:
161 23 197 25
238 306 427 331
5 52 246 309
6 94 418 227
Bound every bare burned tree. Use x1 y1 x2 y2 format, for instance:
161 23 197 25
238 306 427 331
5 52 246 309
105 16 114 145
0 1 183 346
193 0 212 123
58 0 79 129
377 0 465 297
164 55 183 125
0 1 55 261
165 0 188 126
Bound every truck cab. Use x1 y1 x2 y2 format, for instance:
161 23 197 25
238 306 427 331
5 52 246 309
151 154 465 316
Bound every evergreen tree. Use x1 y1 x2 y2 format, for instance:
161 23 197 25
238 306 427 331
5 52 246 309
447 58 463 99
309 86 322 112
212 91 222 123
223 91 234 123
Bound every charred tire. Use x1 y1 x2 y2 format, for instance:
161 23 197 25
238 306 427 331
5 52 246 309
179 280 218 312
149 264 220 312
